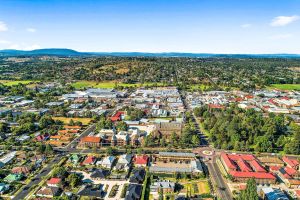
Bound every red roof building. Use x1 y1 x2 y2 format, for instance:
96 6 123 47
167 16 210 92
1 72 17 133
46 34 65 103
221 153 236 171
249 160 266 173
79 136 101 148
237 158 252 172
134 155 149 166
283 156 299 169
47 178 62 187
229 171 276 180
82 156 96 165
284 166 298 177
110 111 125 122
208 104 225 109
220 153 276 184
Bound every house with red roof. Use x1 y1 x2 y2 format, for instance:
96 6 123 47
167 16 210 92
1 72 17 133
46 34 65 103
110 111 125 122
134 155 149 167
82 155 96 165
47 177 62 187
208 104 225 109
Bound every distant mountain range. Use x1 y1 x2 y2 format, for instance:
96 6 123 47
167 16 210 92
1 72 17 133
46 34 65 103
0 48 300 58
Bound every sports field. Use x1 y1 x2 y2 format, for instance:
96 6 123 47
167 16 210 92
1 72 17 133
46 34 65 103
269 84 300 91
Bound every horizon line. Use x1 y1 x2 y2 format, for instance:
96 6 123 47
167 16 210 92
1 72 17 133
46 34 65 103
1 48 300 55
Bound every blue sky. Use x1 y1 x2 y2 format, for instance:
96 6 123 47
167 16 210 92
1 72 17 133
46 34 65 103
0 0 300 53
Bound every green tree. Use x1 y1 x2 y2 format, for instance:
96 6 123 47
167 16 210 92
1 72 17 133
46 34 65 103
67 173 81 188
116 121 128 131
45 144 54 155
39 115 55 129
238 178 258 200
191 135 200 146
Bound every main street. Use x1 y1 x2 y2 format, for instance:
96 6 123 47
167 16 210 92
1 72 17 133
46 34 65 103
181 89 233 200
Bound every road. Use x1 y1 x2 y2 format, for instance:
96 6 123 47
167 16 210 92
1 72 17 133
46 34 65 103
207 158 232 200
13 124 97 199
181 89 233 200
12 155 63 200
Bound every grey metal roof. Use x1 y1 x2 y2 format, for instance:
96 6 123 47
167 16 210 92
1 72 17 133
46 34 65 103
158 152 195 158
149 166 192 173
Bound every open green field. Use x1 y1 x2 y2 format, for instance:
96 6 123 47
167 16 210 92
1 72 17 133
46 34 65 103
269 84 300 91
71 81 166 89
0 80 39 86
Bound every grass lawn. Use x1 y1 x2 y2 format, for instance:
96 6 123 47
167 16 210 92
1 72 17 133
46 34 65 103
197 180 210 194
0 80 39 86
52 117 92 125
71 81 167 89
190 84 208 90
269 84 300 91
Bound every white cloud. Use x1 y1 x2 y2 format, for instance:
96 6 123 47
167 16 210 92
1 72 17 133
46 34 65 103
0 40 11 44
270 15 299 27
268 34 292 40
26 28 36 33
241 24 251 28
0 21 8 32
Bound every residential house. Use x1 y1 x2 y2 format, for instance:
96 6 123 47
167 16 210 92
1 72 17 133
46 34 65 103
77 184 104 199
0 183 9 194
47 178 62 187
0 151 16 167
11 166 31 175
4 173 23 183
134 155 149 167
82 156 96 165
125 184 142 200
69 154 81 165
115 154 132 171
129 168 146 184
36 186 61 198
100 156 116 169
90 169 110 180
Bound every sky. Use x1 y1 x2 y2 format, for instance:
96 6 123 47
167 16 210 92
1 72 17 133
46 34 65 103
0 0 300 54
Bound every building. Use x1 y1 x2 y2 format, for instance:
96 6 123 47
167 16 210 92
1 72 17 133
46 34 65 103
260 187 289 200
77 184 104 198
150 180 175 193
129 168 146 184
220 153 276 184
149 152 203 175
47 178 62 187
100 156 115 169
4 173 23 183
90 169 110 180
36 186 61 198
282 156 299 170
0 183 9 194
125 184 142 200
79 136 101 148
0 151 16 167
134 155 149 167
82 156 96 165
